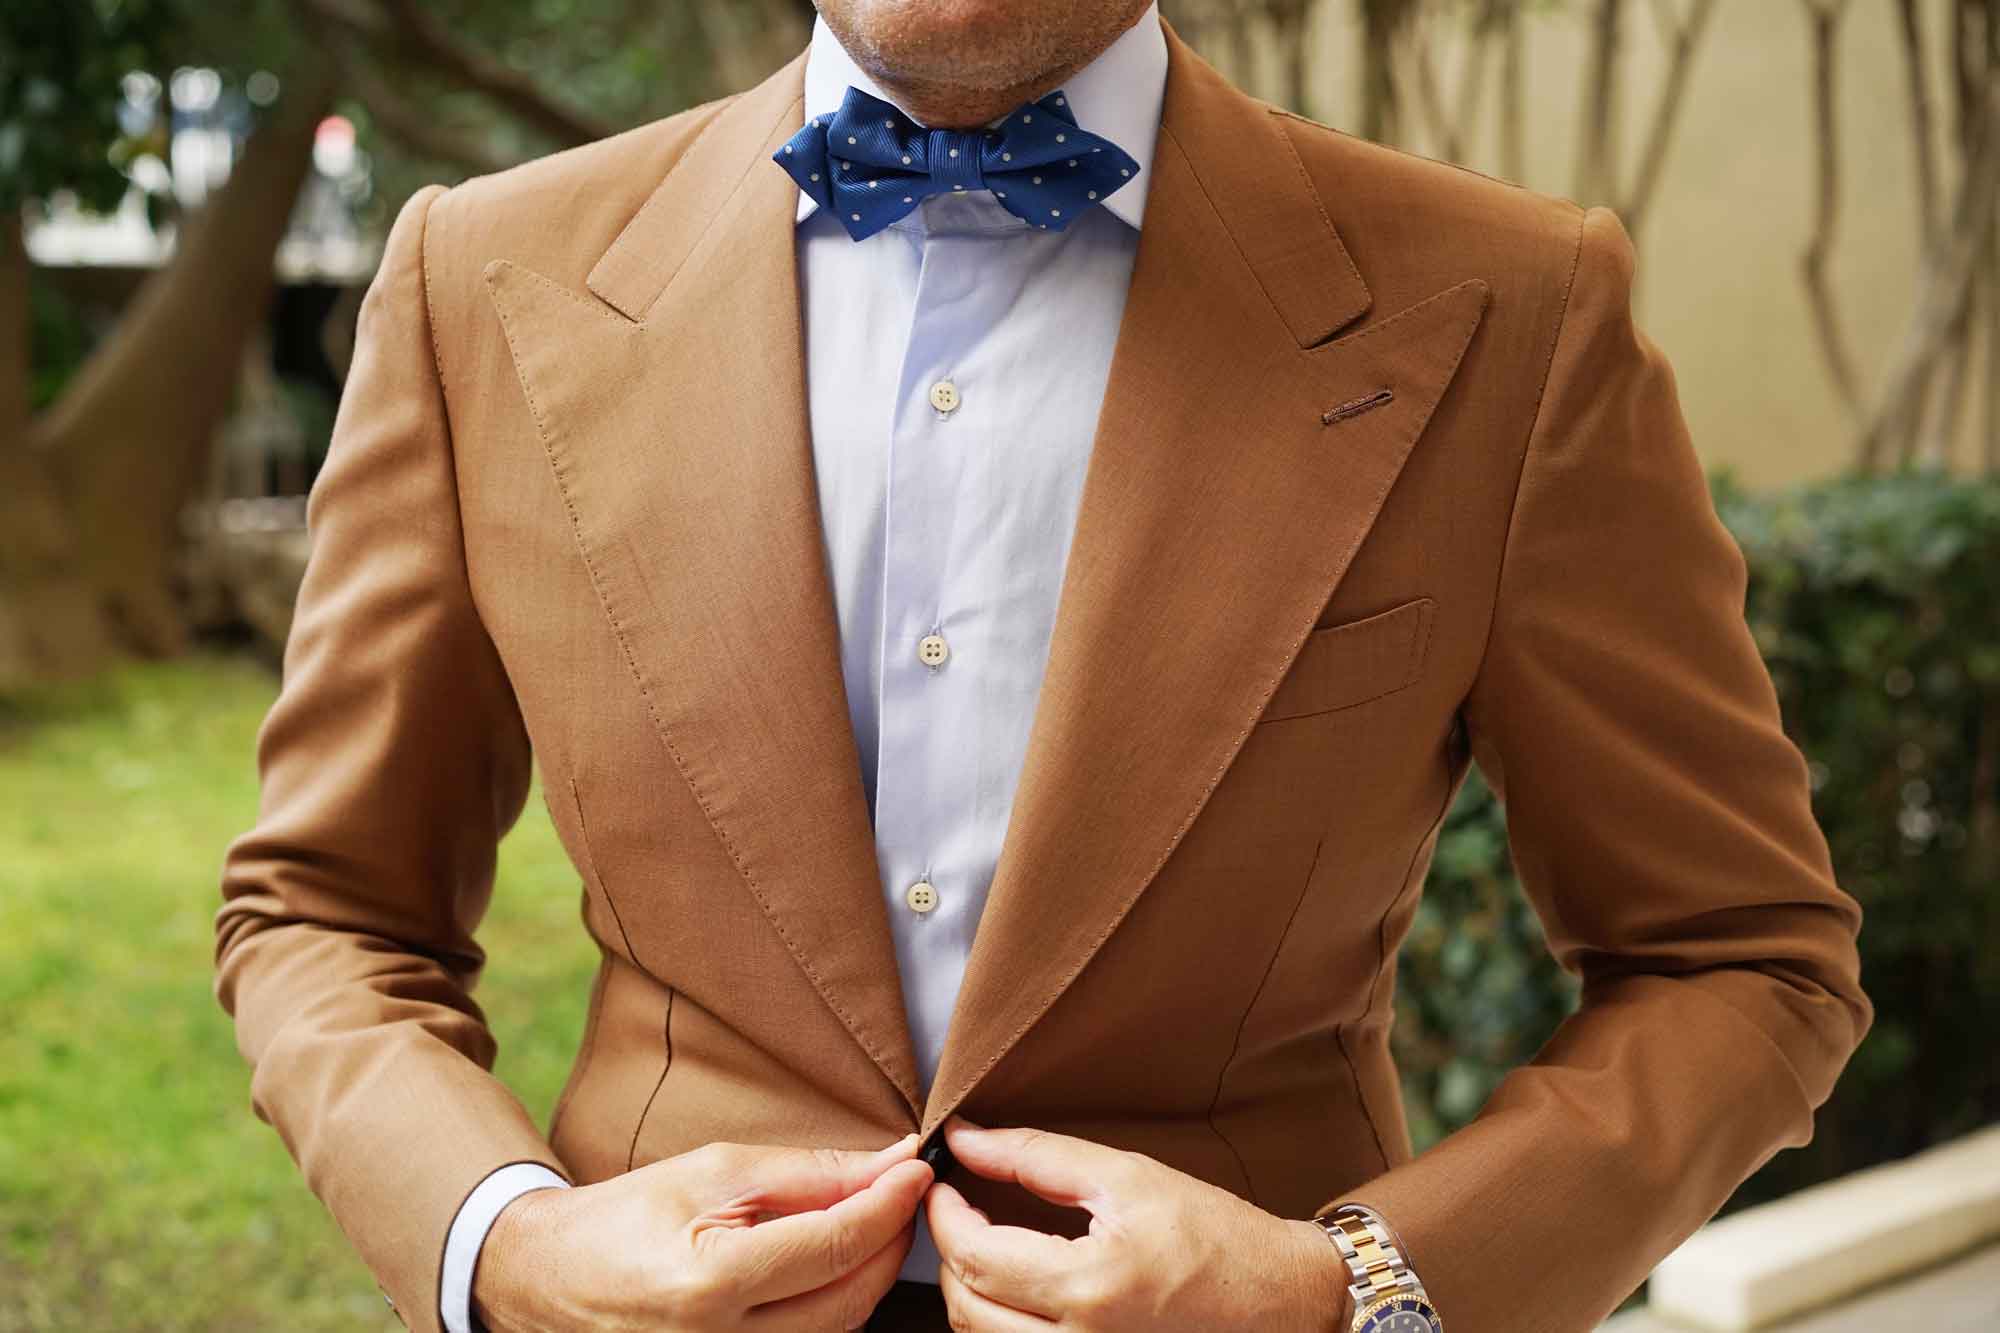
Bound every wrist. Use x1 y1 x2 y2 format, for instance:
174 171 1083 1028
1315 1205 1439 1332
1285 1217 1355 1333
471 1186 565 1333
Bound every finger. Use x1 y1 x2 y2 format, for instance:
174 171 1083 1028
745 1222 914 1333
714 1157 934 1304
926 1181 1079 1318
939 1256 1060 1333
943 1121 1125 1211
696 1135 922 1220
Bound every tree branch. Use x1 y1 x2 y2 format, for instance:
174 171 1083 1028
339 45 515 176
1979 0 1997 473
1922 296 1974 467
1856 86 2000 471
1619 0 1717 240
1406 0 1504 164
294 0 516 176
1573 0 1622 203
1271 0 1312 117
1500 1 1525 181
369 0 615 147
1801 0 1862 420
1411 15 1457 158
1 210 26 447
1450 0 1510 164
1899 0 1941 243
1361 0 1417 147
1986 208 1998 472
688 0 813 105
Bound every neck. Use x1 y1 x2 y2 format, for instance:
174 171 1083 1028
875 66 1087 131
823 2 1154 131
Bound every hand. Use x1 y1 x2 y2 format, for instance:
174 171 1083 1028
473 1134 933 1333
925 1117 1350 1332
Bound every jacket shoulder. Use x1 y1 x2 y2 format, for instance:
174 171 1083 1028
1270 107 1586 318
417 92 741 300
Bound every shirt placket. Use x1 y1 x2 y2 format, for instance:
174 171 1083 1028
873 216 1014 1092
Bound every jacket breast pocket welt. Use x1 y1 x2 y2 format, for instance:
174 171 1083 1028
1256 596 1436 724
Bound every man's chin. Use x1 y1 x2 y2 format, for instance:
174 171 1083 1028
820 0 1102 97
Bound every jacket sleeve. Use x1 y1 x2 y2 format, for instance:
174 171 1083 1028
1323 205 1873 1332
213 183 568 1333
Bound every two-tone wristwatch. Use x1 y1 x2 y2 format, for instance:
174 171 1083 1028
1310 1203 1442 1333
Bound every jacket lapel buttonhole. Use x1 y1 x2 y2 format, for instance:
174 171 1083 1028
1321 387 1395 427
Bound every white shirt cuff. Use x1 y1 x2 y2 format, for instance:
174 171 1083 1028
441 1163 571 1333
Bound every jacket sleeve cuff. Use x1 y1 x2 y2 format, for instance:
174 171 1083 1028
441 1163 571 1333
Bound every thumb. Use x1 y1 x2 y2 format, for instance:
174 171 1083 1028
941 1119 1128 1211
682 1134 920 1216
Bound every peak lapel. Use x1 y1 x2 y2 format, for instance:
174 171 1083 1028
922 26 1489 1132
485 53 925 1118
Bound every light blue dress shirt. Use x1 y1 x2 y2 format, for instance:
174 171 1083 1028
440 10 1168 1328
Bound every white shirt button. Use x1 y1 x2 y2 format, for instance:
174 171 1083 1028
905 879 940 914
917 633 950 667
928 379 961 415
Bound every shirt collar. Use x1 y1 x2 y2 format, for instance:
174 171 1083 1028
796 2 1166 231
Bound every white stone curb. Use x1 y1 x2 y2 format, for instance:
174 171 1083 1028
1643 1123 2000 1330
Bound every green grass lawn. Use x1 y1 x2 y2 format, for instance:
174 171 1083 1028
0 656 598 1331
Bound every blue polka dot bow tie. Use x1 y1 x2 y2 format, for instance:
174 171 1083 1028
773 85 1141 241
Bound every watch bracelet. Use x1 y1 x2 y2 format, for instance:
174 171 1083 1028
1313 1203 1428 1313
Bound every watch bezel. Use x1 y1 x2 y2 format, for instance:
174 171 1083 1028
1352 1291 1443 1333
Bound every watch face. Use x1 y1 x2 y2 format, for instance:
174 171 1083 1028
1355 1294 1441 1333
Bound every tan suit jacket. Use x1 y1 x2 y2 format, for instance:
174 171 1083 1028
216 22 1871 1333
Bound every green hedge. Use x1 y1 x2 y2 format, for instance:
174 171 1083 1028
1394 470 2000 1204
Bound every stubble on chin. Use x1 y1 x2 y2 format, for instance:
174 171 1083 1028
817 0 1144 126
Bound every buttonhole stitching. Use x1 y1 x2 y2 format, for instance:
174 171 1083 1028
1322 387 1395 426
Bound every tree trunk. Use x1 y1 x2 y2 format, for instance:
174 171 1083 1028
1574 0 1622 205
23 64 336 661
1361 0 1413 144
0 209 116 687
1 209 26 442
1500 3 1525 181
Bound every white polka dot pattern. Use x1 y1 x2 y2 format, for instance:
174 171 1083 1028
770 83 1142 241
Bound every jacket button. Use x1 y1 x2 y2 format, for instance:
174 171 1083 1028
920 1130 957 1177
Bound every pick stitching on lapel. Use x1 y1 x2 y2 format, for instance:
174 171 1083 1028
485 54 929 1121
481 20 1492 1138
919 25 1490 1133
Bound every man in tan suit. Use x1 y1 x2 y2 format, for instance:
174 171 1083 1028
215 2 1871 1330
